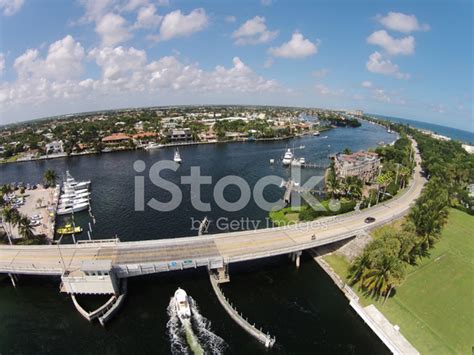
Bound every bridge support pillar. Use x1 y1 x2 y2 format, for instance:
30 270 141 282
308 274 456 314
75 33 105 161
289 252 302 268
216 264 230 284
8 273 16 287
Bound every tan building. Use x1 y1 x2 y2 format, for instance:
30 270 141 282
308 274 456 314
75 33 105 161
101 133 131 144
334 151 380 182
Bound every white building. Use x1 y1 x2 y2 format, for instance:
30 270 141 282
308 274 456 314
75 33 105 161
334 151 380 182
45 140 64 154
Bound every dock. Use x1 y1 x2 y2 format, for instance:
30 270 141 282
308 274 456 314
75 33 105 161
209 271 276 348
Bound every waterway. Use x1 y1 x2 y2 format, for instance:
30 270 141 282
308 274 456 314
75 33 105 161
0 121 394 354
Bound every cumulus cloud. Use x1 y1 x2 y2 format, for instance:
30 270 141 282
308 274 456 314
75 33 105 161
312 68 329 78
269 32 319 59
367 30 415 56
14 35 85 81
133 4 162 29
1 35 283 116
361 80 372 88
366 51 409 79
0 0 25 16
376 12 430 33
96 13 132 47
150 8 208 41
232 16 278 45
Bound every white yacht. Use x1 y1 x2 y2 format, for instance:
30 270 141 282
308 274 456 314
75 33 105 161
59 197 90 208
174 288 191 323
282 149 293 166
64 171 90 190
57 202 89 215
145 142 164 151
173 149 182 163
299 157 306 165
313 131 320 136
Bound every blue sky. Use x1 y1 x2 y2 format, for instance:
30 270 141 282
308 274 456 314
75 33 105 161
0 0 472 131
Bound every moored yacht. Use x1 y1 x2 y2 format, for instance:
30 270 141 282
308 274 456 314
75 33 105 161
57 202 89 215
145 142 164 150
174 149 182 163
282 149 293 166
174 288 191 323
313 131 320 136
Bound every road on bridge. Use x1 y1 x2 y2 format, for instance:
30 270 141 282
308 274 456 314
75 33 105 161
0 139 426 277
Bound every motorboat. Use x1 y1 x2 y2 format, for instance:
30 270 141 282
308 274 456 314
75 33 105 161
61 190 90 199
313 131 320 136
282 149 293 166
299 157 306 165
174 288 191 322
57 202 89 215
57 224 83 235
173 149 182 163
145 142 164 151
58 197 90 208
64 171 90 190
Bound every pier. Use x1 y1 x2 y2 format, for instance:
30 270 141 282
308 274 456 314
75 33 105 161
209 270 276 348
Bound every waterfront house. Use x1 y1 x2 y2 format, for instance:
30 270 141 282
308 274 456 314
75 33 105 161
45 140 64 154
334 151 381 182
166 128 193 142
102 133 131 144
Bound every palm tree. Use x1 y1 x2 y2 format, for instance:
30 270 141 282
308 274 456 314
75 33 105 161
398 166 411 189
43 169 58 187
2 207 19 245
17 215 34 240
360 254 405 302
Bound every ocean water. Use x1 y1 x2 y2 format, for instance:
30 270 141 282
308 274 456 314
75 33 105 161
371 114 474 143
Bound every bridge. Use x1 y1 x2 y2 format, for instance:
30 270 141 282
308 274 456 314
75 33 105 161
0 141 425 281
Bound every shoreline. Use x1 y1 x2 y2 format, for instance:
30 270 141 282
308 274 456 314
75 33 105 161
0 129 334 166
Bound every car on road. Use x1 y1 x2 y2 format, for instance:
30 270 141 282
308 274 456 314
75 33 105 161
364 217 376 224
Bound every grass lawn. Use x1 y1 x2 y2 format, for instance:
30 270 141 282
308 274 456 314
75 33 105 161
324 208 474 354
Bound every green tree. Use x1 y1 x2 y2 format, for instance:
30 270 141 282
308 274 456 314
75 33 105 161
17 215 34 240
43 169 58 186
2 207 19 244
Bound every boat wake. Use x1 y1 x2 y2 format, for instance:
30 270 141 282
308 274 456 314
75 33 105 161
167 296 226 355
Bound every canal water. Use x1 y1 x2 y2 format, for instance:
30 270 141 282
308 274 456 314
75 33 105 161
0 121 394 354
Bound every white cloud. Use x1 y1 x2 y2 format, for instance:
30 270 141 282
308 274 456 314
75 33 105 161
96 13 132 46
133 4 162 29
361 80 372 88
1 35 283 117
225 15 236 23
269 32 319 59
232 16 278 45
0 53 5 75
0 0 25 16
315 83 344 96
376 12 430 33
77 0 115 23
366 51 409 79
89 46 147 82
312 68 329 78
151 8 208 41
367 30 415 56
14 35 85 81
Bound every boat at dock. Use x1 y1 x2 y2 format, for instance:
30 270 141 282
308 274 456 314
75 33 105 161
144 142 164 150
174 288 191 323
57 202 89 215
56 224 83 235
313 131 320 136
173 149 182 163
282 149 293 166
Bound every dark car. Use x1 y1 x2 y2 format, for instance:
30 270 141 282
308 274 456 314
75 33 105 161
364 217 376 224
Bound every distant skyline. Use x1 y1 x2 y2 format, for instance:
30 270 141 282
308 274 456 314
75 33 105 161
0 0 472 131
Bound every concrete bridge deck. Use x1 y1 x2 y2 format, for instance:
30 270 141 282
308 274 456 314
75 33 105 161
0 141 425 278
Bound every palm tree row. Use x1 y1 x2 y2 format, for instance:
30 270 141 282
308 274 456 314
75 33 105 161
349 177 450 301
